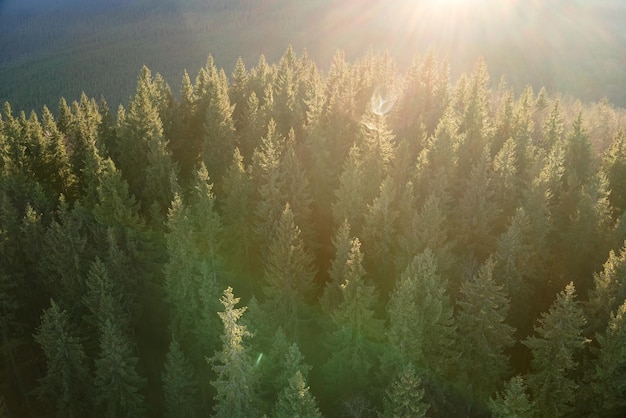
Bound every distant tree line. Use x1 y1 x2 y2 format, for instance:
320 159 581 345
1 47 626 417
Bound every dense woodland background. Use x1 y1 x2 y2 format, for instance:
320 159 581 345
2 45 626 417
2 0 626 111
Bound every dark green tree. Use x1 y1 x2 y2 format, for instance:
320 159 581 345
34 300 90 417
489 376 534 418
272 370 322 418
94 319 146 418
261 203 317 341
163 163 223 357
455 259 515 403
220 148 256 274
380 363 429 418
387 250 456 378
523 283 588 418
162 339 198 418
209 287 257 418
320 220 354 314
323 235 383 404
604 130 626 216
593 300 626 416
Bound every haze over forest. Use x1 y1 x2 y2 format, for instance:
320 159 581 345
1 0 626 110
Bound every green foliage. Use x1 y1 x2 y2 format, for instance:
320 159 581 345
164 164 223 359
34 300 91 417
592 300 626 416
272 370 322 418
94 318 146 418
261 203 317 341
209 287 257 418
2 46 626 417
323 235 383 400
387 250 457 378
456 259 515 402
489 376 534 418
524 283 589 418
380 363 429 418
162 339 198 418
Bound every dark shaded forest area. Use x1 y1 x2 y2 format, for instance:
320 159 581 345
2 48 626 417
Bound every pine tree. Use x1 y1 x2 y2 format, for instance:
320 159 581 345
162 339 198 418
252 119 287 256
592 299 626 416
220 148 256 274
323 235 383 402
456 259 515 403
387 250 456 378
34 300 90 417
82 258 128 349
164 164 223 358
489 376 534 418
380 363 429 418
196 57 236 187
261 203 317 341
115 66 177 219
604 130 626 216
523 283 588 418
361 176 398 291
272 370 322 418
587 242 626 335
321 220 354 314
94 319 146 418
209 287 257 418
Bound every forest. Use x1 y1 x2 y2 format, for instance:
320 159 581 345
1 47 626 417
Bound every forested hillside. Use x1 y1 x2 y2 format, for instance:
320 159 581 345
2 48 626 417
2 0 626 111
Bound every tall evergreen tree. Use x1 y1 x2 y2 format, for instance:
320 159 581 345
94 319 146 418
523 283 588 418
261 203 317 341
162 339 198 418
196 56 237 187
321 220 354 314
220 148 256 274
209 287 257 418
455 259 515 403
273 370 322 418
34 300 90 417
323 235 383 402
163 163 223 358
380 363 429 418
489 376 534 418
387 250 456 378
587 242 626 335
592 300 626 416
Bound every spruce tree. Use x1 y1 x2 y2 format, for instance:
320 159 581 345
323 235 383 403
94 318 146 418
523 283 588 418
261 203 317 341
163 164 223 358
196 57 236 187
587 242 626 335
456 259 515 403
220 148 256 274
272 370 322 418
209 287 257 418
34 300 90 417
380 363 429 418
489 376 534 418
321 220 354 314
592 300 626 416
387 249 456 378
162 339 198 418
